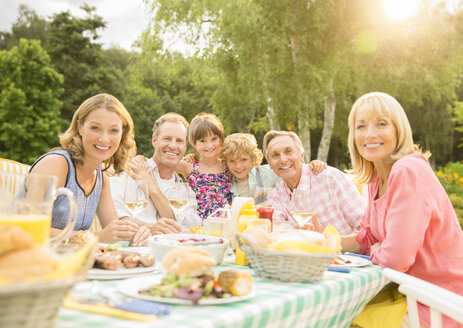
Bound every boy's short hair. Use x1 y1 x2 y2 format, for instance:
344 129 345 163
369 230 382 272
220 133 263 166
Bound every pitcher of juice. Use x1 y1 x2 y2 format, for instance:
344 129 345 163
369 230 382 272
0 171 77 247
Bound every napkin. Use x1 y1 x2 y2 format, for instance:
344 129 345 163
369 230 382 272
352 284 407 328
63 296 158 322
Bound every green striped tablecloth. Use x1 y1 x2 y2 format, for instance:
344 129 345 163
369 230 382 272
57 262 388 328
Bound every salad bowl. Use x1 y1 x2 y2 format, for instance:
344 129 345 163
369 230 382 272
148 234 229 264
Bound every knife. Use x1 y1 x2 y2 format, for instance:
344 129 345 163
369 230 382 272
343 252 371 260
327 266 351 273
72 294 170 316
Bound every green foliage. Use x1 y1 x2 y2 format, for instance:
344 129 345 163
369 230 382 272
437 161 463 197
436 162 463 228
454 101 463 148
123 52 215 156
449 194 463 229
146 0 463 165
46 5 124 130
0 5 48 50
0 39 63 164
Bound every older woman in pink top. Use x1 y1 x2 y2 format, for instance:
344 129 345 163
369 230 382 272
309 92 463 327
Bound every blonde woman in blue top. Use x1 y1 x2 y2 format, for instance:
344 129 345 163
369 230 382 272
220 133 326 197
30 94 150 245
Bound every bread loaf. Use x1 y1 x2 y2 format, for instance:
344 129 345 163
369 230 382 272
0 225 34 256
162 247 217 277
218 270 253 296
0 248 55 281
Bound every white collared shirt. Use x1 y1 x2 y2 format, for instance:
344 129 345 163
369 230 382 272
110 158 202 230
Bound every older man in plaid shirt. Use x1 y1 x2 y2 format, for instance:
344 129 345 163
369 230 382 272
263 130 366 235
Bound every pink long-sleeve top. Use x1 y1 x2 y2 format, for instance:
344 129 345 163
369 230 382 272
356 152 463 328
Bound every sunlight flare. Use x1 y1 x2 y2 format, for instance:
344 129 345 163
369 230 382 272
383 0 419 20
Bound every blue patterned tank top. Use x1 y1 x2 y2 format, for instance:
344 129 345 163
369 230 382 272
30 149 103 230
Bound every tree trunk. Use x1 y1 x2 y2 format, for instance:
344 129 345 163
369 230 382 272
317 80 336 162
266 99 280 130
298 118 311 162
290 2 311 162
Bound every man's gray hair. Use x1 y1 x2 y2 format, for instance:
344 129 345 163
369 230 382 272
262 130 304 160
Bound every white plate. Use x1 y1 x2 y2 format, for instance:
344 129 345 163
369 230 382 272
118 275 255 305
88 263 161 280
98 243 150 253
333 254 371 267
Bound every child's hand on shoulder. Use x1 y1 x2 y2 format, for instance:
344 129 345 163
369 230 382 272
309 160 327 175
183 153 197 164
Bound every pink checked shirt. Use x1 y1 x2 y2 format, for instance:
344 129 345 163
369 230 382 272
268 164 366 235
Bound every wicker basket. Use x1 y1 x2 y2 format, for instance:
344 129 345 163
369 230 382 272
0 238 97 328
236 232 340 283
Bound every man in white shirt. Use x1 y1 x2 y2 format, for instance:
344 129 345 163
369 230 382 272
111 113 202 234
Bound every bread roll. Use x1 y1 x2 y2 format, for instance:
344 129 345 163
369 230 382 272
323 233 337 250
0 225 34 256
243 226 272 248
272 230 324 245
162 246 216 277
218 270 253 296
0 248 55 281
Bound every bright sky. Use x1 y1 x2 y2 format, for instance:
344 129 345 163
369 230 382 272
383 0 420 20
0 0 152 50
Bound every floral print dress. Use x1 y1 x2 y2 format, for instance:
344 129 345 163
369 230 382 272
187 161 233 219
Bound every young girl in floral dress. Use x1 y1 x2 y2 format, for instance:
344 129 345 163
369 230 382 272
176 113 233 219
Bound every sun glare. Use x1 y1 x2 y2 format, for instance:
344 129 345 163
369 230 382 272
383 0 419 20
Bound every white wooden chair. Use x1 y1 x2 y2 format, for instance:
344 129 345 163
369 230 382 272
0 157 101 232
383 268 463 328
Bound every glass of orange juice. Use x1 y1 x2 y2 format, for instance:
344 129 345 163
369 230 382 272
0 171 77 247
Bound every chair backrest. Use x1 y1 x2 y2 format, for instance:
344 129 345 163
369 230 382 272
0 157 101 232
383 268 463 328
0 158 31 196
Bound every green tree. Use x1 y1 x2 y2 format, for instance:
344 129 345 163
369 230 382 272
146 0 463 166
0 39 63 164
47 5 124 130
0 5 48 50
123 48 215 156
352 1 463 166
146 0 372 162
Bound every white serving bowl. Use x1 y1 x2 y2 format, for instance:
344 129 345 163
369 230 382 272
148 234 229 265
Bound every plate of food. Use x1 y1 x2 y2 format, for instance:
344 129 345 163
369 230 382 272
118 247 254 305
331 254 371 267
87 245 159 280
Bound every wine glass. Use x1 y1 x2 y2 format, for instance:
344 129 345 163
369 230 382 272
253 187 274 218
123 177 149 217
290 187 315 227
167 182 190 211
253 187 272 209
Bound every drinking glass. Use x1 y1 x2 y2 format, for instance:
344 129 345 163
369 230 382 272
253 187 274 223
254 187 276 208
123 177 148 216
166 182 190 211
290 187 315 227
0 171 77 247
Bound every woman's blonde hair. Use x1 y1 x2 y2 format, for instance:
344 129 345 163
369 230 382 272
59 93 136 174
220 133 263 166
188 113 225 146
348 91 429 183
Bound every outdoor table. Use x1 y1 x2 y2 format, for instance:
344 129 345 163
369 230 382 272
56 260 388 328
